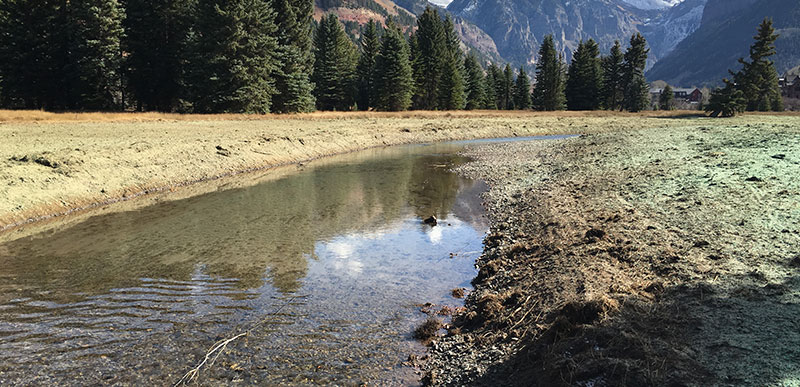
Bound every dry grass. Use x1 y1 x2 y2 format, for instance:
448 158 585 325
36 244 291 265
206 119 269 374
0 108 773 124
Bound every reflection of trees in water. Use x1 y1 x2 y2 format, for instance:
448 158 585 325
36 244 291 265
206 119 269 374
0 150 479 302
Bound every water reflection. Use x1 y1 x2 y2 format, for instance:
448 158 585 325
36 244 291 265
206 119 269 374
0 142 489 385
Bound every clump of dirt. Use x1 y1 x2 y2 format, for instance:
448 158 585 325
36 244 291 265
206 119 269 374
424 123 800 386
451 288 465 298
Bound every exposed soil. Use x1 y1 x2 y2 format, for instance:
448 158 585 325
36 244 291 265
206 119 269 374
424 120 800 386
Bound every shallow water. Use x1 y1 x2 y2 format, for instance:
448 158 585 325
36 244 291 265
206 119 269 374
0 136 566 385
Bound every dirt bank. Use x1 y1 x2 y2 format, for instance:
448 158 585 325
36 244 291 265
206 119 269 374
0 110 758 241
424 118 800 385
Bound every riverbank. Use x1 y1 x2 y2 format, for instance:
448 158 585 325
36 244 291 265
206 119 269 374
424 118 800 385
0 109 749 241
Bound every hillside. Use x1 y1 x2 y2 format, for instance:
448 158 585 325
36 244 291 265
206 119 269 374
314 0 503 63
647 0 800 86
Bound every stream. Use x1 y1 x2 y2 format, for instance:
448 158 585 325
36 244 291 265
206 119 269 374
0 136 566 385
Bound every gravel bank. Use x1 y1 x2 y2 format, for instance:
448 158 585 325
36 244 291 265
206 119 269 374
425 119 800 386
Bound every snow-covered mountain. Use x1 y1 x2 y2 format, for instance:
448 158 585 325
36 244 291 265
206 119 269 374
621 0 684 10
640 0 707 64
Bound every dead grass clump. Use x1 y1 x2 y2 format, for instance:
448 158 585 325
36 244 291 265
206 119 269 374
451 288 465 298
413 317 442 343
558 296 619 326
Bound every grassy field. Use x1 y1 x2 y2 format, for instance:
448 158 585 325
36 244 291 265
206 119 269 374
1 109 797 241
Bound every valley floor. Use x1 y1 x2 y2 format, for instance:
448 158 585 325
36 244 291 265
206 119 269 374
425 119 800 385
0 109 753 241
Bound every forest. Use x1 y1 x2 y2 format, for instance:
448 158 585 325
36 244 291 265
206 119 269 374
0 0 782 115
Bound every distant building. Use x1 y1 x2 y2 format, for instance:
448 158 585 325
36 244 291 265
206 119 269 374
649 86 703 107
780 75 800 99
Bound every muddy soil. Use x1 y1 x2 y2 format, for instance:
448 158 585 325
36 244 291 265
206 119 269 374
424 120 800 386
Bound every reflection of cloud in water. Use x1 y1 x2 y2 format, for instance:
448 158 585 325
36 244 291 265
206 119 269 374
427 224 443 244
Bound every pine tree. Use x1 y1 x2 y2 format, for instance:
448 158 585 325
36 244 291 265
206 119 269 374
622 33 650 112
733 18 783 112
187 0 279 113
706 78 746 117
532 35 566 111
463 53 486 110
312 13 358 111
412 7 445 109
565 39 602 110
271 0 315 113
601 40 625 111
484 63 500 109
373 22 414 111
659 84 674 110
356 20 380 111
67 0 126 110
124 0 194 111
499 64 514 110
437 15 465 110
0 0 71 109
512 67 531 110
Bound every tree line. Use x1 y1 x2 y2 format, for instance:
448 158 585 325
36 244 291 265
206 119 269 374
0 1 654 113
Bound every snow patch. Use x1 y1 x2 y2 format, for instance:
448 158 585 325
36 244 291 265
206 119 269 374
622 0 684 10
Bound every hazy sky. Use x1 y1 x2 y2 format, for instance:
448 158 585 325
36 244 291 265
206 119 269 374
428 0 452 6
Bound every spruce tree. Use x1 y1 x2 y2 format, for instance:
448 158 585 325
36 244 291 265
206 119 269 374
659 84 674 110
67 0 126 110
565 39 602 110
373 22 414 111
437 15 465 110
463 53 486 110
622 33 650 112
733 18 783 112
312 13 358 111
271 0 316 113
188 0 279 113
512 67 531 110
484 63 500 109
0 0 71 109
124 0 194 111
500 64 514 110
601 40 624 111
532 35 566 111
706 78 746 117
356 20 380 111
412 7 445 109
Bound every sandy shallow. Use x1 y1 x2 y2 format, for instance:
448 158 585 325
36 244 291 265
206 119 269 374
2 110 773 241
423 117 800 386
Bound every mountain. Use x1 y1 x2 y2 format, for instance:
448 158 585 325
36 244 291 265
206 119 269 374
314 0 503 63
446 0 648 66
639 0 706 63
622 0 683 10
647 0 800 86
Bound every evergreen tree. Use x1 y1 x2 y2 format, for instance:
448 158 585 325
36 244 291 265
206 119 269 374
124 0 194 111
67 0 126 110
0 0 59 108
733 18 783 112
706 78 746 117
355 20 380 111
312 13 358 111
373 22 414 111
271 0 315 113
499 64 514 110
484 63 500 109
622 33 650 112
532 35 566 111
601 40 625 111
412 7 445 109
512 67 531 110
565 39 602 110
187 0 279 113
463 53 486 110
437 14 465 110
659 84 674 110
